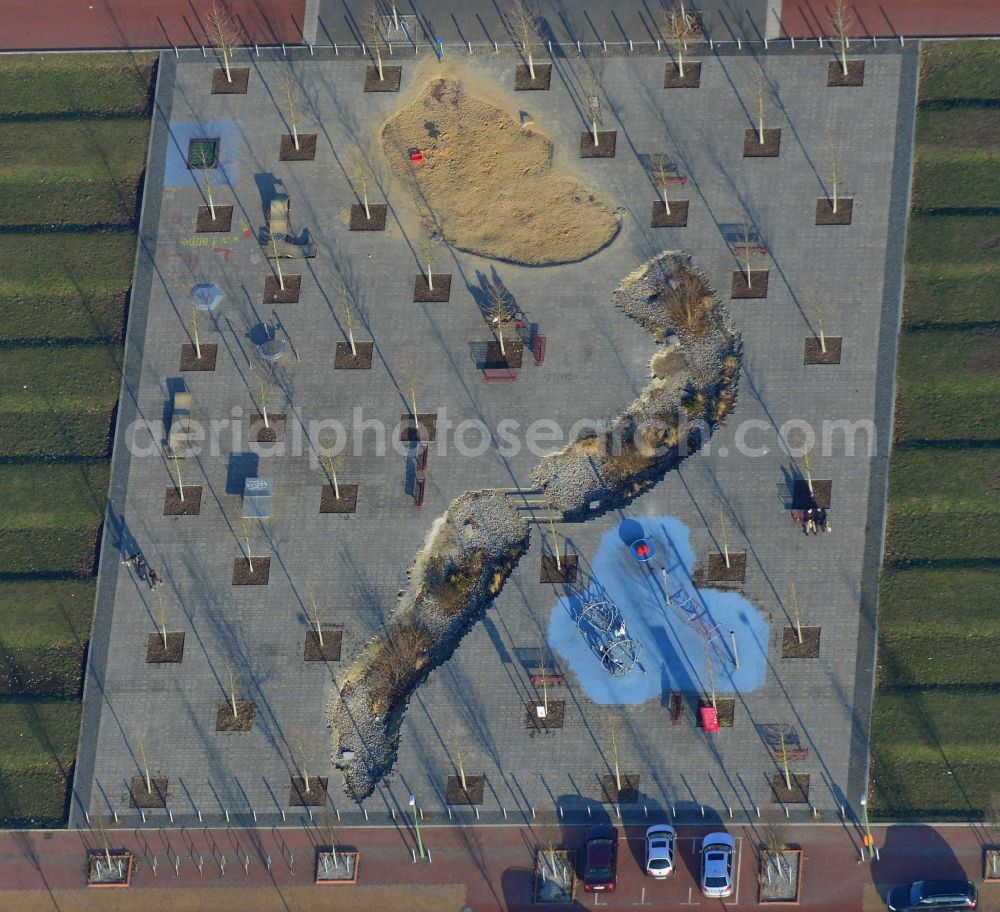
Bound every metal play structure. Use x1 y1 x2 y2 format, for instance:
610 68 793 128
576 597 645 677
662 568 733 665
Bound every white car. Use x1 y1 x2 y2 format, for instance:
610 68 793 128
700 832 736 898
644 824 676 878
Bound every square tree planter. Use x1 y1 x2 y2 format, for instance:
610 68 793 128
196 206 233 232
731 270 769 299
984 847 1000 882
792 479 832 510
315 847 359 884
526 699 565 734
264 275 301 304
146 632 185 664
400 413 437 442
698 699 735 727
250 414 286 443
707 551 746 582
414 273 451 302
828 60 865 86
129 777 168 809
600 774 639 805
540 554 578 583
804 337 842 365
335 341 374 369
652 200 689 227
164 486 202 515
446 775 485 805
280 133 317 161
771 773 810 804
816 197 853 225
744 128 781 157
215 701 256 732
87 851 134 888
180 343 217 371
782 627 821 658
515 64 551 90
580 131 617 158
364 65 402 92
350 204 387 230
304 627 343 661
664 61 701 88
320 484 358 513
759 848 803 904
289 776 328 807
212 68 249 94
233 557 270 585
534 848 576 904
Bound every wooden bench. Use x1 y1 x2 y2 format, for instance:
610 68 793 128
669 692 684 724
530 674 565 687
484 367 518 382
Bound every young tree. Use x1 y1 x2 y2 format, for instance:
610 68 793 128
706 650 717 709
763 818 787 878
170 451 185 501
652 152 672 215
270 233 285 291
240 518 255 573
538 645 550 716
208 1 241 84
257 378 271 429
609 715 622 790
487 283 514 357
368 6 385 82
802 450 814 495
155 589 169 650
829 151 841 214
665 8 688 79
582 68 602 146
341 286 357 356
190 306 202 360
719 507 731 569
814 304 827 354
509 0 541 80
829 0 854 78
740 219 755 283
194 148 217 221
778 726 792 790
318 431 345 499
418 230 438 291
226 663 240 718
137 738 153 794
754 68 767 145
353 159 371 220
308 588 325 648
93 815 116 869
547 517 562 572
789 581 803 644
281 71 302 151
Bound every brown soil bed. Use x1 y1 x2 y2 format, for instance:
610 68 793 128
304 628 343 661
350 203 387 230
652 200 689 227
782 626 821 658
279 133 317 161
196 205 233 232
540 554 578 583
792 479 832 510
414 273 452 302
446 774 485 805
335 341 373 369
771 773 810 804
320 484 358 513
580 130 617 158
215 701 256 731
233 557 270 585
664 61 701 88
600 773 640 804
744 128 781 157
180 343 217 371
212 67 249 94
731 270 769 298
146 632 184 664
707 551 746 582
264 274 301 303
515 64 551 90
699 699 735 727
382 78 619 265
804 337 842 364
164 486 202 515
400 413 437 442
289 776 328 806
828 59 865 86
365 65 402 92
526 700 565 733
129 776 168 808
485 340 523 369
816 197 854 225
250 414 286 443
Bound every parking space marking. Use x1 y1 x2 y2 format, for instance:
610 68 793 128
630 886 654 905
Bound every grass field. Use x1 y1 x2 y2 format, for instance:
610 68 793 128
0 53 154 826
871 41 1000 819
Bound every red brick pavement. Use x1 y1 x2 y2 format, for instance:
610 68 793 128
0 0 306 51
0 821 995 910
779 0 1000 38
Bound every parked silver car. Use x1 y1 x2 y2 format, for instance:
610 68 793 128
644 825 676 878
700 832 736 898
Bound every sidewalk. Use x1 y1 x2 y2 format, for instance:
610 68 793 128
0 821 995 911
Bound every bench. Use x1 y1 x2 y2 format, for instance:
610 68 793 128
669 692 684 724
531 674 565 687
656 175 688 187
484 368 518 382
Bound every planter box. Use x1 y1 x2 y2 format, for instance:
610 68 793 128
87 851 134 888
533 848 576 904
315 847 359 884
984 847 1000 882
759 848 802 904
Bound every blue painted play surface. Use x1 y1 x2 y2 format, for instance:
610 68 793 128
164 121 243 187
547 517 769 705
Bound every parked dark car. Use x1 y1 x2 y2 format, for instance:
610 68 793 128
583 825 619 892
887 880 978 911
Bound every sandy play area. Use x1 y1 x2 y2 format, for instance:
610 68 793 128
380 77 621 266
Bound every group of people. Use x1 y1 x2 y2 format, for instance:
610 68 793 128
803 505 831 535
122 552 163 589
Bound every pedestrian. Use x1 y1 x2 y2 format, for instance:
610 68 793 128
803 507 816 535
148 569 159 589
816 507 831 533
136 557 147 580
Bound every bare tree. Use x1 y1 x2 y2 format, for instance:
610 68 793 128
240 518 255 573
207 1 242 84
664 9 688 79
652 151 672 214
754 68 767 145
789 581 803 644
609 714 623 790
740 219 755 282
190 306 202 360
829 0 854 78
719 507 730 569
418 230 439 291
547 517 562 572
777 726 792 790
155 590 169 650
270 233 285 290
281 71 303 151
814 303 827 355
170 452 185 502
256 378 272 429
763 818 787 877
341 285 357 356
487 283 514 357
308 588 325 648
137 738 153 794
509 0 542 80
802 450 814 495
829 151 841 214
192 147 217 220
582 67 602 146
368 5 385 81
318 430 345 499
226 663 240 718
353 159 371 220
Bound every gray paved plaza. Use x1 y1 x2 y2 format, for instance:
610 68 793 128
71 40 918 830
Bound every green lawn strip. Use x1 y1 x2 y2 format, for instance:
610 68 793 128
0 700 80 826
0 171 140 228
886 510 1000 564
887 448 1000 512
920 40 1000 103
893 327 1000 443
0 118 150 178
0 462 109 576
912 155 1000 211
880 635 1000 687
880 567 997 632
0 287 127 344
916 107 1000 152
903 270 999 327
0 343 120 411
906 212 1000 266
870 754 999 820
0 54 155 118
0 229 135 292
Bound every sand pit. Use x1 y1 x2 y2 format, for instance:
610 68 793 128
381 78 620 266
